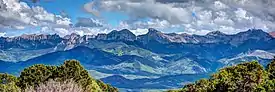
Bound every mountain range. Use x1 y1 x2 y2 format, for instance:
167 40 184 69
0 28 275 91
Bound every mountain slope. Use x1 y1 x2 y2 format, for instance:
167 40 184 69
0 28 274 90
101 74 209 89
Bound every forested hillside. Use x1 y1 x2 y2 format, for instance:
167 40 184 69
2 58 275 92
0 60 118 92
169 57 275 92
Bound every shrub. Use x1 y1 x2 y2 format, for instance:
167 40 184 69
56 60 101 91
25 79 83 92
0 73 21 92
210 61 267 92
96 80 119 92
267 56 275 79
17 64 56 90
171 61 270 92
16 60 117 92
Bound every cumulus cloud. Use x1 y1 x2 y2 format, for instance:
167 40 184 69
94 0 193 24
74 17 103 27
0 0 114 37
83 2 100 17
118 19 170 29
86 0 275 35
1 0 275 36
38 26 110 37
0 0 72 31
0 32 6 36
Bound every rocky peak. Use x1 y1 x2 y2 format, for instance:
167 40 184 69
242 29 267 35
0 34 62 50
166 33 178 36
138 28 170 44
229 29 272 46
8 34 60 41
63 33 81 40
147 28 162 35
144 28 165 38
83 35 96 41
247 29 264 32
108 30 118 34
109 29 134 35
179 33 193 37
120 29 132 33
96 33 108 40
237 29 272 39
106 29 136 41
206 31 226 36
63 33 85 45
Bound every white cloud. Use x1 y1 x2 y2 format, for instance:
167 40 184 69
1 0 275 36
53 28 69 36
130 28 148 35
0 0 117 37
235 8 252 20
72 27 109 36
83 2 100 17
0 0 72 31
86 0 275 35
93 0 193 24
51 27 110 37
213 1 228 10
32 7 55 22
74 17 104 27
116 19 173 35
56 15 72 26
0 32 6 37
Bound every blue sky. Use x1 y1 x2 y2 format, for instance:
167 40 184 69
22 0 128 26
0 0 275 36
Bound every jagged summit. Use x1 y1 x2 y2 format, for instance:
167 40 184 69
0 28 273 46
96 29 136 41
109 29 135 36
10 34 60 40
148 28 160 33
206 31 226 36
238 29 267 35
2 28 271 40
63 33 81 40
247 29 264 32
120 29 133 34
235 29 272 41
146 28 163 36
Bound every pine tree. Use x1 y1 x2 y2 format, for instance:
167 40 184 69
0 73 21 92
267 56 275 79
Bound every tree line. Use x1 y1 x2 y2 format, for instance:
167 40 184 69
2 58 275 92
0 60 118 92
169 57 275 92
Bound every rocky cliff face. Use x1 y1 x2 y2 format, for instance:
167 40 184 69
1 29 272 50
0 34 62 50
95 29 136 41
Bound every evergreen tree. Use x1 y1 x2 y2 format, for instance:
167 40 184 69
267 56 275 79
0 73 20 92
17 64 56 90
96 80 119 92
16 60 118 92
170 61 270 92
56 60 102 91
